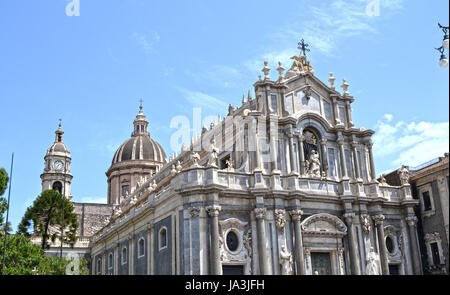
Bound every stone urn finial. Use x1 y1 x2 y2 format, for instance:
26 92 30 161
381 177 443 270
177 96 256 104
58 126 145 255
277 61 285 82
328 72 336 89
262 61 271 80
341 78 349 96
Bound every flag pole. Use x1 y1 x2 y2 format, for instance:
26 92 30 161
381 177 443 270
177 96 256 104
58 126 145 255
1 152 14 275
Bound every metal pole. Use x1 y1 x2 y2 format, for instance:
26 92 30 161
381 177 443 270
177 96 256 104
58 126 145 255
60 155 66 258
1 152 14 275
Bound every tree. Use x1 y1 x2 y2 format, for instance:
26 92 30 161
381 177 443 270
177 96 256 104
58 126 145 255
0 168 9 226
18 190 78 250
0 234 89 275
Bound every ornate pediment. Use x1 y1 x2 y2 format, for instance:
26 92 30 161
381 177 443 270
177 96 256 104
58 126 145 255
301 213 347 237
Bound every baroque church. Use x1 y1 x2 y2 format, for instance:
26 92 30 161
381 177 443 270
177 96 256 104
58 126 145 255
38 44 425 275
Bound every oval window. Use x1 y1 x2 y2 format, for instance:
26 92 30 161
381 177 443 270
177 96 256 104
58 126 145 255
386 236 394 253
226 231 239 252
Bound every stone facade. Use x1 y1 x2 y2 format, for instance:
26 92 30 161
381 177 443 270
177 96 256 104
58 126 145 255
89 49 422 275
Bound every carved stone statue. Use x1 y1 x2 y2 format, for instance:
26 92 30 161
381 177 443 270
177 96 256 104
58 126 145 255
365 247 381 275
308 150 321 177
228 104 235 116
279 246 293 275
360 214 371 233
192 152 200 167
226 158 233 170
208 139 219 167
275 209 286 230
379 174 388 185
398 165 410 185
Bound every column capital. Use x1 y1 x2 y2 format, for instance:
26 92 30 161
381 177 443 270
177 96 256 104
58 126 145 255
366 141 374 149
206 205 221 217
337 138 345 145
127 234 133 241
351 141 359 148
320 138 327 145
254 207 267 219
298 135 305 142
372 214 385 225
405 216 418 227
343 212 355 223
146 221 154 232
289 209 304 221
189 207 202 218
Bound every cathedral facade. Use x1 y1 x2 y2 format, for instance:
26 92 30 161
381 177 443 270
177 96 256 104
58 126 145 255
85 48 423 275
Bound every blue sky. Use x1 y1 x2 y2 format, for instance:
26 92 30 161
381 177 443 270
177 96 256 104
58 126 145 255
0 0 448 231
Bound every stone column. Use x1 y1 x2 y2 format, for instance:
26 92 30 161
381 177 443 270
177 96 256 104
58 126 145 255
298 135 306 175
320 139 328 176
269 120 278 172
289 210 305 275
102 252 106 275
351 142 361 180
343 213 361 275
206 205 222 275
345 101 354 127
406 216 421 275
128 235 134 275
366 141 376 181
288 133 297 174
337 136 348 178
373 214 389 275
255 208 271 275
114 243 119 275
331 96 341 125
147 222 153 275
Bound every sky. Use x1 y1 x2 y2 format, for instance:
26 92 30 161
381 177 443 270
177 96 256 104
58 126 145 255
0 0 448 231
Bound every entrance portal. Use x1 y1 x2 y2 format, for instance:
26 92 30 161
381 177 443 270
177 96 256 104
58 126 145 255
311 252 332 275
222 265 244 275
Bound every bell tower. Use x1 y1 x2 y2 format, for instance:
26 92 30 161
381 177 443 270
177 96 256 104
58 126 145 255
40 121 73 199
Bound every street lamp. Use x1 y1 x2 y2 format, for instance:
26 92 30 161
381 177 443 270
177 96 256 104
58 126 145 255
439 23 449 50
437 23 449 68
436 47 449 69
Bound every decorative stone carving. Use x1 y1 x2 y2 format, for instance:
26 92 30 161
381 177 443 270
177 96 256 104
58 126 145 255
206 205 221 217
276 61 285 82
254 208 266 219
397 165 410 185
303 131 317 145
424 232 441 243
289 209 303 221
360 214 371 233
365 247 381 275
261 61 271 80
328 72 336 89
191 152 200 168
279 246 293 275
208 139 219 167
306 150 321 177
226 158 234 171
405 216 417 227
170 164 177 174
341 78 349 96
379 174 388 185
218 218 251 275
189 207 201 218
372 214 385 225
275 209 286 230
301 213 347 237
303 85 312 100
176 161 183 172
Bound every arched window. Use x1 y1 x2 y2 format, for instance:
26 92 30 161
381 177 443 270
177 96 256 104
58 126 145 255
52 181 62 194
121 247 127 264
138 238 145 257
159 227 167 251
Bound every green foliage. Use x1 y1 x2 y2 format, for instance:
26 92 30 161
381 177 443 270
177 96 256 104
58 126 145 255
0 168 8 196
18 190 78 250
0 234 89 275
0 168 8 226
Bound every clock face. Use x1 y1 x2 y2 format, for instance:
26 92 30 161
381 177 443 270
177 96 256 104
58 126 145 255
54 160 64 171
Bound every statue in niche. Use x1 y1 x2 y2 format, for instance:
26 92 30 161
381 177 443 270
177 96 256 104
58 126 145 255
307 150 321 177
304 131 317 145
365 247 381 275
226 158 234 170
275 209 286 230
279 246 293 275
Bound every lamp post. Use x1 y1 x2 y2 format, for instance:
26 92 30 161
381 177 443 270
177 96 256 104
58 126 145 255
437 23 449 69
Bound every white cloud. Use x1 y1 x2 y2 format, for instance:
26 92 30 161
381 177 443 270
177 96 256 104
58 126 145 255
245 0 404 72
384 114 393 122
80 196 107 204
177 87 228 112
373 116 449 169
185 65 243 88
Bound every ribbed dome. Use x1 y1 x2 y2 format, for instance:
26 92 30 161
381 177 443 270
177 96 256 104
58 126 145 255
48 142 69 153
112 135 167 164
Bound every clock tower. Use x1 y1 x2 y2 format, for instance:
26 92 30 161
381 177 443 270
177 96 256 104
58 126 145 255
40 121 73 199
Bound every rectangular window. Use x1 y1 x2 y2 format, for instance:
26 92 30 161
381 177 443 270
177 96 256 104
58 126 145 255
431 242 440 265
339 106 347 125
285 94 294 114
345 149 353 178
295 90 304 111
357 151 362 178
422 191 432 211
276 140 282 170
323 100 332 122
270 95 278 113
327 148 336 177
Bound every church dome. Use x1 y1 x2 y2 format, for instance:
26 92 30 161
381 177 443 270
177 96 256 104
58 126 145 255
112 135 166 164
110 104 167 165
